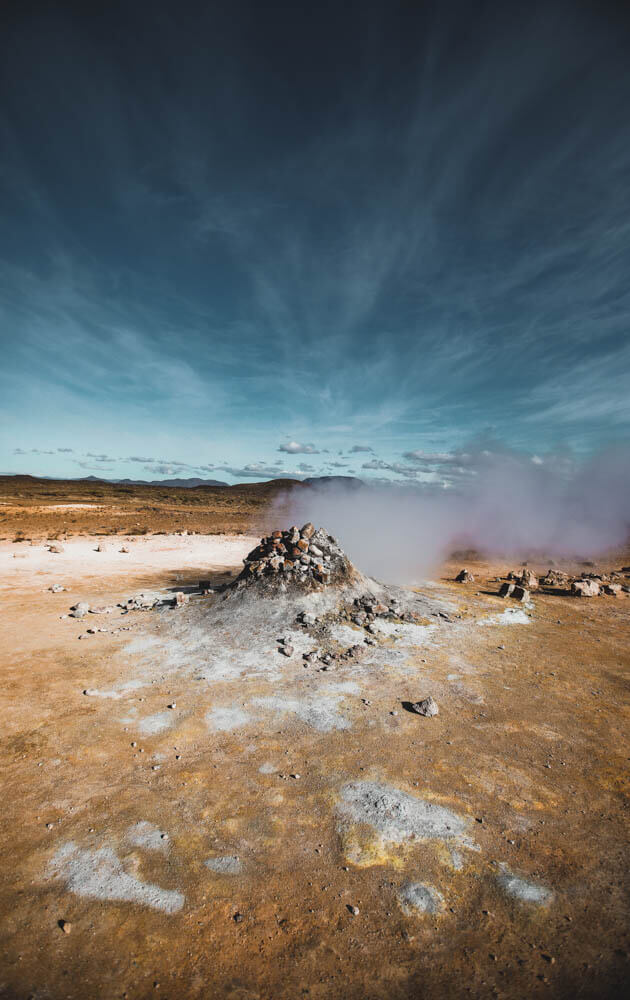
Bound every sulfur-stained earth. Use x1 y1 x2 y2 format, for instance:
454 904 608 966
0 534 629 1000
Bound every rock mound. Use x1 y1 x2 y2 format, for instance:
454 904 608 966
228 523 362 596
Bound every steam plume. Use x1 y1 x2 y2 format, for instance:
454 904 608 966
278 446 630 581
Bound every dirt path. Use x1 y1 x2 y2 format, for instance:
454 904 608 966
0 536 628 999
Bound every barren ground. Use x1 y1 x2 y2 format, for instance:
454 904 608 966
0 481 628 1000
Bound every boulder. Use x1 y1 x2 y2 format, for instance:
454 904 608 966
571 579 600 597
603 583 622 596
410 696 439 717
499 582 515 598
455 569 474 583
70 602 90 618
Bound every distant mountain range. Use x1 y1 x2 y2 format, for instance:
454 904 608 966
0 473 365 490
77 474 363 489
102 476 229 488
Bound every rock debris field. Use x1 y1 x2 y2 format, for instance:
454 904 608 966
0 525 629 1000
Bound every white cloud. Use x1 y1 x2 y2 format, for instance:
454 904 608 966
278 441 320 454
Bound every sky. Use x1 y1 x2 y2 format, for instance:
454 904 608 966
1 0 629 487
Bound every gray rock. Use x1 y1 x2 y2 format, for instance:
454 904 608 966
410 696 439 717
455 569 474 583
571 579 600 597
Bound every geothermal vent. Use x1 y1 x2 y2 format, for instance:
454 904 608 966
228 523 363 596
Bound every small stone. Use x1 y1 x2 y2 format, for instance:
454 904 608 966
290 773 300 779
174 592 189 606
347 905 359 916
49 584 65 593
233 912 244 923
279 645 294 657
300 522 315 539
119 547 129 553
46 823 54 830
59 919 72 934
48 544 64 554
167 703 176 709
410 696 439 717
455 569 474 583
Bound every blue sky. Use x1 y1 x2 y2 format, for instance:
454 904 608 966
1 0 629 486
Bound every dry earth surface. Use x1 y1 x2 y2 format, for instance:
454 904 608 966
0 479 629 1000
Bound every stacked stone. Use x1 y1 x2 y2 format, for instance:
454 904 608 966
239 523 349 587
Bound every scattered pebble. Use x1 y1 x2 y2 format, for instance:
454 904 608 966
58 919 72 934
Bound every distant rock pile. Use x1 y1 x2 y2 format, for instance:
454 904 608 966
455 563 629 600
230 523 360 594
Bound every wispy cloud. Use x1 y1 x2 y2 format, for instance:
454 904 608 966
1 0 629 478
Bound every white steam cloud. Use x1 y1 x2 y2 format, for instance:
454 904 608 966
279 446 630 581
